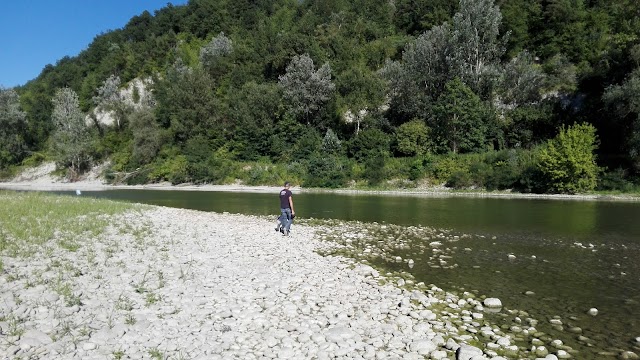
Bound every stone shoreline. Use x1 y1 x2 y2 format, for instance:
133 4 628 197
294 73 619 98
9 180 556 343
1 161 638 201
1 180 639 203
1 205 571 360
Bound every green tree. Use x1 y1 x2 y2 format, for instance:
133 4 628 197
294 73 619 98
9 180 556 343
348 128 391 160
433 78 488 153
382 24 450 119
92 75 131 131
395 119 433 156
602 67 640 169
393 0 456 35
497 51 546 107
0 88 29 167
448 0 508 96
537 123 599 194
383 0 508 121
199 32 234 80
278 53 335 125
305 153 350 188
336 66 386 134
321 128 342 154
129 108 162 166
50 87 92 178
227 82 283 160
154 61 224 146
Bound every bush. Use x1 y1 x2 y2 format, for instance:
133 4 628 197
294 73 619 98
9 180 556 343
446 170 473 189
433 155 467 183
483 150 521 190
21 152 47 167
240 161 305 186
244 163 284 185
384 157 413 180
598 168 634 192
537 123 599 194
395 119 433 156
348 128 391 160
364 153 387 186
304 154 350 188
468 161 493 188
149 155 189 184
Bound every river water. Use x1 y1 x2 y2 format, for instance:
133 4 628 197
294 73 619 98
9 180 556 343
71 189 640 358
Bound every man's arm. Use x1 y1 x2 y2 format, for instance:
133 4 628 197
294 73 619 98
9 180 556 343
289 196 295 215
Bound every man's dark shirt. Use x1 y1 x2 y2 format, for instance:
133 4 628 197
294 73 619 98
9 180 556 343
279 189 292 209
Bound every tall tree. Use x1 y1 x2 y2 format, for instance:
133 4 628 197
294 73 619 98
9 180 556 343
433 78 489 153
0 87 28 167
93 75 131 130
51 88 92 178
448 0 508 97
199 32 234 80
381 23 451 121
278 53 335 125
603 67 640 169
383 0 508 121
154 60 223 145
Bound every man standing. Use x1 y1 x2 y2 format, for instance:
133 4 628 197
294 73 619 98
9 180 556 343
278 181 295 236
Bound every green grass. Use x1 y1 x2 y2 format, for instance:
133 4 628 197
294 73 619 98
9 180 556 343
0 190 144 256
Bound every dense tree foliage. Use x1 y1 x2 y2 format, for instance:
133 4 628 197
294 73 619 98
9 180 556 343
537 123 600 194
50 88 92 178
0 88 29 167
6 0 640 192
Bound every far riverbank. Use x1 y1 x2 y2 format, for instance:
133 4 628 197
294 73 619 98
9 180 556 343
1 162 639 202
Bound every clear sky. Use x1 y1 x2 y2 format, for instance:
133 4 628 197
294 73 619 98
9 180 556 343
0 0 189 88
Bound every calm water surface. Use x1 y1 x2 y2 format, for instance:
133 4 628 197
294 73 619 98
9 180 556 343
72 190 640 357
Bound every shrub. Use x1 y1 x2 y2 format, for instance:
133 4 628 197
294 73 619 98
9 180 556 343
304 154 349 188
537 123 599 194
469 161 493 188
244 164 283 185
321 129 343 154
433 155 467 183
446 170 473 189
597 168 634 192
348 128 391 160
21 152 47 167
364 153 387 186
483 150 522 190
395 120 433 156
149 155 189 184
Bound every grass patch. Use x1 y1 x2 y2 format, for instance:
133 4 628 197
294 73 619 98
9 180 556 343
0 190 144 256
148 348 165 360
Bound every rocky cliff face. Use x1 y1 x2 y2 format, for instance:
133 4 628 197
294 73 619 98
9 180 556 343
86 77 154 127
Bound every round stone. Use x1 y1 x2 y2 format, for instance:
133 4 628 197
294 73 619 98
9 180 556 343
483 298 502 308
82 342 97 351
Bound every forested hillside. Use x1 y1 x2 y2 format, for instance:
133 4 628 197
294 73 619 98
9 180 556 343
1 0 639 193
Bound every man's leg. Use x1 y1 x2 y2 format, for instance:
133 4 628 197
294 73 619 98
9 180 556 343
281 208 292 235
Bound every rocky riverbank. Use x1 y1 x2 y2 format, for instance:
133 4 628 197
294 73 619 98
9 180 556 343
0 204 573 360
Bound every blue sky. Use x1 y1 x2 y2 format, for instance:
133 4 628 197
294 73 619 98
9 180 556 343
0 0 189 88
